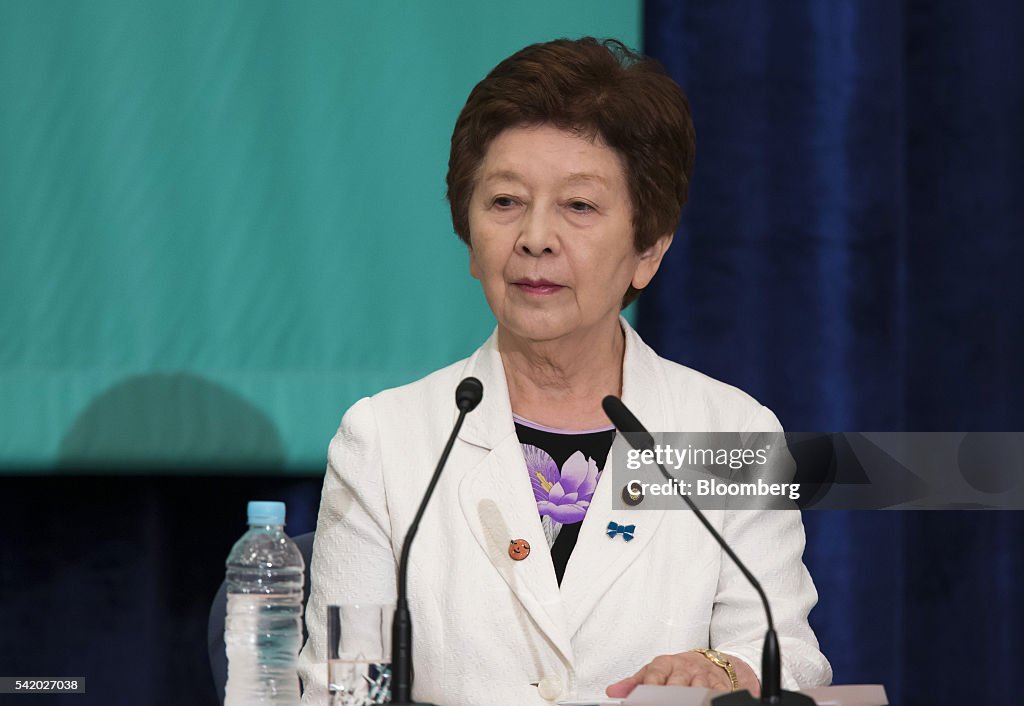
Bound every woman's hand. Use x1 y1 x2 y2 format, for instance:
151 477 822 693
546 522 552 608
605 651 760 697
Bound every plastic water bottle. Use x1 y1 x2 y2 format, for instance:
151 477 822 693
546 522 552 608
224 501 305 706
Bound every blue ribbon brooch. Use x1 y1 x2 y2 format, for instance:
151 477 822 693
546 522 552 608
606 521 636 542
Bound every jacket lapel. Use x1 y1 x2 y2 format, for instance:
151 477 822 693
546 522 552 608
558 321 671 637
454 331 574 665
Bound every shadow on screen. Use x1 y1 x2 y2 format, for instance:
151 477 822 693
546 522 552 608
56 372 286 472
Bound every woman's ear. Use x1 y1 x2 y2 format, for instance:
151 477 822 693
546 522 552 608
631 233 674 290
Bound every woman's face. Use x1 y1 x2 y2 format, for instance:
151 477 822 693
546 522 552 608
468 124 669 345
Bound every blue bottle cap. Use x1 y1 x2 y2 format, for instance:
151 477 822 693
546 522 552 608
247 500 286 526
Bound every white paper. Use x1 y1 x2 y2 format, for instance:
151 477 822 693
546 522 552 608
800 684 889 706
624 685 720 705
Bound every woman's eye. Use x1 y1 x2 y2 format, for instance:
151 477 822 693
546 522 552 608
568 200 595 213
492 196 517 208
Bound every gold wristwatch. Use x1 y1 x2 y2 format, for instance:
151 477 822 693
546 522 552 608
691 648 739 691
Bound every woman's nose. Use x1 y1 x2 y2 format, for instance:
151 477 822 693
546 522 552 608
516 207 559 256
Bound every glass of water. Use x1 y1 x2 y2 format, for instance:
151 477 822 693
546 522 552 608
327 604 393 705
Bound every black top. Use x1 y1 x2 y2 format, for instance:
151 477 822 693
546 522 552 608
513 416 615 585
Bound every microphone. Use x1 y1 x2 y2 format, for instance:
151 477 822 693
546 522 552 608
601 396 814 706
391 377 483 705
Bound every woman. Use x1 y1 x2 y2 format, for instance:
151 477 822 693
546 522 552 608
298 37 831 704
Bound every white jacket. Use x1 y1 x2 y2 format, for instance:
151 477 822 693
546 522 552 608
298 320 832 705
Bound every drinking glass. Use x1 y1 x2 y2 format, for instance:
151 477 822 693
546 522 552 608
327 604 393 706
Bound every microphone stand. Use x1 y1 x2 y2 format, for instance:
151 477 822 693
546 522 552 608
602 396 814 706
390 377 483 706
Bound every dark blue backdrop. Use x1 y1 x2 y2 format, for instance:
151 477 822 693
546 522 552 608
641 2 1024 704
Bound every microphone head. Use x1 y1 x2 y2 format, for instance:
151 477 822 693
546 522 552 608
455 377 484 412
602 395 639 432
602 395 655 451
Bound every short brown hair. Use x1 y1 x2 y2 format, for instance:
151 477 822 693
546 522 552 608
446 37 696 307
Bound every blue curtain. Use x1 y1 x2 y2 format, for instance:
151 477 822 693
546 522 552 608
641 2 1024 704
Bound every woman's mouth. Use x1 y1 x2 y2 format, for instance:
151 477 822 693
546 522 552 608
513 279 564 295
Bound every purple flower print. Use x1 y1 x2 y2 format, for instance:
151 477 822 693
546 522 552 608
523 445 601 524
525 445 560 501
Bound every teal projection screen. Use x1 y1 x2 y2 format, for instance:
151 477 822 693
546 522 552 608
0 2 641 473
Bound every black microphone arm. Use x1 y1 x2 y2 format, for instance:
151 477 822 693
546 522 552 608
391 377 483 706
601 396 814 706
